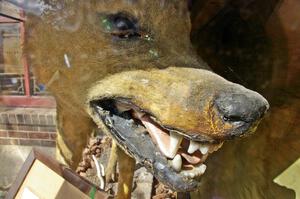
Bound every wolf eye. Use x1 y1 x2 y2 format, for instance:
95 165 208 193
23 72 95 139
114 16 135 31
100 13 141 39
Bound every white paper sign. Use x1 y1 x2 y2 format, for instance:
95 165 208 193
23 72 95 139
21 187 40 199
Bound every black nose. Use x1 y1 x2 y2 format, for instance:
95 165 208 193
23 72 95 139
215 91 269 124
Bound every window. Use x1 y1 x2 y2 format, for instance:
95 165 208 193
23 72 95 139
0 3 55 108
0 18 24 95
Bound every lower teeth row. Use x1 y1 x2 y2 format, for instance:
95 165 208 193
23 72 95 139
180 164 207 178
168 153 207 178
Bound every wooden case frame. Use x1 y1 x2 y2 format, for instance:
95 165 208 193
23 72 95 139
5 148 109 199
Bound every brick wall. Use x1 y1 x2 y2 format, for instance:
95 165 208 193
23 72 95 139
0 107 56 147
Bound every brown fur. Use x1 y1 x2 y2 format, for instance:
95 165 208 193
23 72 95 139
26 0 268 197
27 0 217 167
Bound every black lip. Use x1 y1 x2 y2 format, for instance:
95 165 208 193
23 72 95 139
91 102 201 192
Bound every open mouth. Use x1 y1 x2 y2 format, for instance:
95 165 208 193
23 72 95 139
133 111 223 178
89 98 224 191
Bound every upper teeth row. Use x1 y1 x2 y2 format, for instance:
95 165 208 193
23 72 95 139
188 140 209 155
169 132 210 158
142 118 211 159
116 103 217 157
168 134 210 173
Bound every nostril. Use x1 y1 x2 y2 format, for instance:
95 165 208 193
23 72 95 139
223 115 245 123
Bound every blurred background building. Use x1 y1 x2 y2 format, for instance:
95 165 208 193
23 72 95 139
0 2 56 198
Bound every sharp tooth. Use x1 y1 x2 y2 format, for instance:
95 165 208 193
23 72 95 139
141 118 182 158
171 154 182 172
199 144 209 154
189 173 195 178
188 140 200 154
199 164 207 174
196 164 207 175
169 132 183 158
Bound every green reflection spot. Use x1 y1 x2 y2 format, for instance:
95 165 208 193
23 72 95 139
149 49 159 58
144 34 153 42
101 17 112 31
